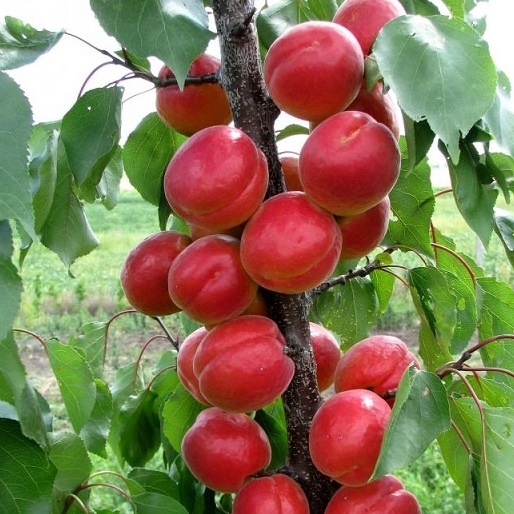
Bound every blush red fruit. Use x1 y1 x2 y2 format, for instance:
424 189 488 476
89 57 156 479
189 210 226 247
181 408 271 493
156 53 232 136
120 231 191 317
240 191 342 294
264 21 364 123
299 111 400 217
193 315 295 413
310 322 341 392
164 125 268 231
309 389 391 486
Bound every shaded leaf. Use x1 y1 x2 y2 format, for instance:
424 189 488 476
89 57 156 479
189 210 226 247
0 223 22 341
118 390 161 467
402 115 435 171
0 71 35 239
40 142 99 269
374 15 497 162
494 207 514 267
128 468 180 499
0 16 63 70
46 339 96 433
255 408 288 470
370 267 395 314
0 419 56 513
385 151 435 256
399 0 440 15
61 87 122 190
0 332 49 447
313 277 379 349
374 368 450 478
90 0 213 87
96 145 123 210
79 379 113 457
162 381 205 453
123 113 186 206
69 321 108 379
132 492 188 514
49 433 92 512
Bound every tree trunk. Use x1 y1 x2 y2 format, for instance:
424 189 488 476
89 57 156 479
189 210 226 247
212 2 335 512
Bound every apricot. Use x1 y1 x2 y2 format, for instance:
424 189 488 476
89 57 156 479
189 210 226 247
181 408 271 493
264 21 364 122
164 125 268 231
240 192 342 294
155 53 232 136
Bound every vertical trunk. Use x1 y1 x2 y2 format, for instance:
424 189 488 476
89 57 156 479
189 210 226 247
211 2 334 512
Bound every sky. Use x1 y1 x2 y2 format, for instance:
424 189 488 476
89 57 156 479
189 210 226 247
2 0 514 179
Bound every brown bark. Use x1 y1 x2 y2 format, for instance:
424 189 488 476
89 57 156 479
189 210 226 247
211 2 335 512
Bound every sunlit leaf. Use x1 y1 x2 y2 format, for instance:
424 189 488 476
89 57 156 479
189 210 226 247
374 368 450 478
374 15 497 162
90 0 213 87
0 16 63 70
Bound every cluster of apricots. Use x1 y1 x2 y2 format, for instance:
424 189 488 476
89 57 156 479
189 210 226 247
120 0 423 511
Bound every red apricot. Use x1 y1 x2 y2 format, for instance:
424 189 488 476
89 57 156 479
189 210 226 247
155 53 232 136
310 322 341 392
181 408 271 493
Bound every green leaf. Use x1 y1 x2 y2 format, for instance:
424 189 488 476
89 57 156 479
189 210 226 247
255 408 288 470
46 339 96 433
370 268 396 314
493 207 514 267
0 332 49 448
402 116 435 170
443 140 498 248
478 407 514 514
162 382 206 454
0 17 63 70
476 278 514 384
79 379 113 457
374 15 497 162
90 0 213 87
400 0 440 16
275 123 310 142
256 0 338 50
0 71 35 239
374 368 450 478
61 87 122 189
438 427 469 492
0 223 22 341
40 142 99 269
484 73 514 159
313 277 379 349
408 267 457 370
96 146 123 210
69 322 108 379
132 492 189 514
118 390 161 467
486 152 514 204
28 126 59 235
128 468 180 499
123 113 186 206
0 419 56 513
385 151 435 256
49 433 92 512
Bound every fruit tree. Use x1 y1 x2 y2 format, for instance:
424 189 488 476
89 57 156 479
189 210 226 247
2 0 514 513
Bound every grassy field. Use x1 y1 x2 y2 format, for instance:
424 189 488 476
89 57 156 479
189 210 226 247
14 187 514 513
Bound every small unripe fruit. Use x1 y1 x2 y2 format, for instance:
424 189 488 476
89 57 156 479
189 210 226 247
232 474 310 514
156 53 232 136
264 21 364 122
240 192 342 294
168 235 258 325
309 389 391 486
164 125 268 231
325 475 422 514
181 408 271 493
120 231 191 317
193 315 295 413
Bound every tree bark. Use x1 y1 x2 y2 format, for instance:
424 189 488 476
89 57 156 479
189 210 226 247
212 2 335 512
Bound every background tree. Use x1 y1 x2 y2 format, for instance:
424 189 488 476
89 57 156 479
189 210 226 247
1 0 514 513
